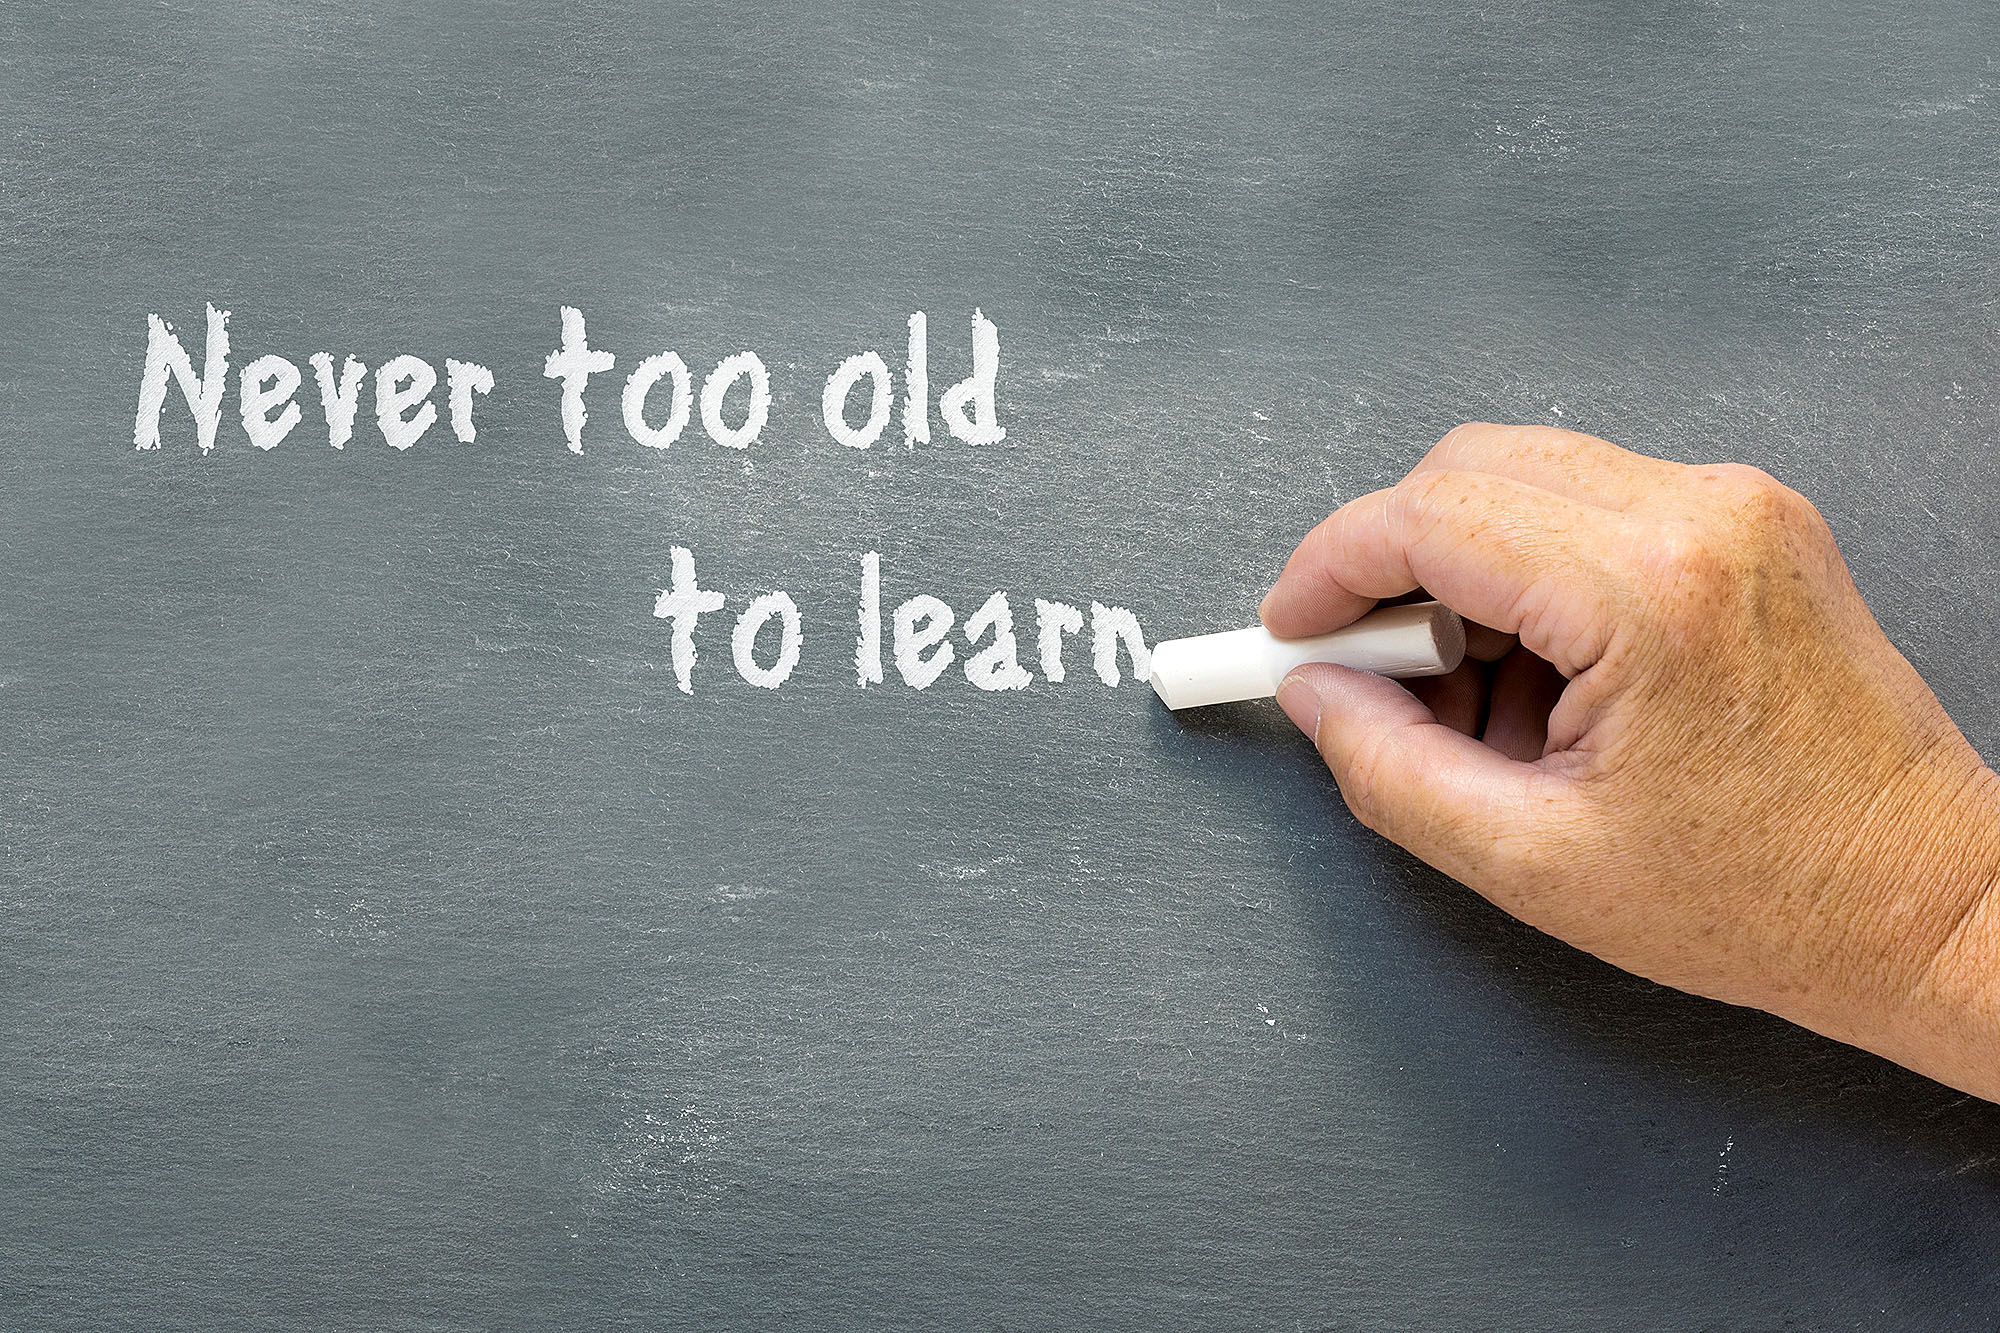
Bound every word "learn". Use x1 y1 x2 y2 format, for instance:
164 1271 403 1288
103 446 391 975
656 549 1151 694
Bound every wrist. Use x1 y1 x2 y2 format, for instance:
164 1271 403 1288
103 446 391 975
1881 760 2000 1100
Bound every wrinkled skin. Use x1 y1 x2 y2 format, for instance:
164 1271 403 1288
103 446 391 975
1263 423 2000 1101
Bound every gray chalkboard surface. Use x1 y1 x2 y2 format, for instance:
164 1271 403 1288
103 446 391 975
5 2 1999 1328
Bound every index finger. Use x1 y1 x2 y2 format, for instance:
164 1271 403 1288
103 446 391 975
1412 421 1687 513
1258 469 1634 677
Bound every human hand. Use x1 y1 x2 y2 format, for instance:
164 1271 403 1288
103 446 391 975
1261 423 2000 1100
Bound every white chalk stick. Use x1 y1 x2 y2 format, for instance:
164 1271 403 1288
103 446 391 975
1148 601 1466 710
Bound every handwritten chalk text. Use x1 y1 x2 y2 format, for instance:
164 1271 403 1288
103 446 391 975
655 549 1150 694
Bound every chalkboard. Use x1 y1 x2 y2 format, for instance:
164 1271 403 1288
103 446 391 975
6 2 2000 1328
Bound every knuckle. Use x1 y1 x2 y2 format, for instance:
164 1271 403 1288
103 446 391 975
1429 421 1495 466
1430 421 1536 466
1700 460 1779 495
1677 464 1838 595
1698 462 1817 532
1435 420 1501 453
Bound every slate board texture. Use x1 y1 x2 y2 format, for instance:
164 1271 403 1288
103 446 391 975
4 2 1999 1329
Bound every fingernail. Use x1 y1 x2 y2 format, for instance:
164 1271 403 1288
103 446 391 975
1275 674 1321 740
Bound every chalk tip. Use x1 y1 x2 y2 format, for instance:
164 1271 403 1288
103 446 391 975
1432 603 1468 675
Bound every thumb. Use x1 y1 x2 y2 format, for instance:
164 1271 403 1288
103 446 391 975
1275 662 1560 894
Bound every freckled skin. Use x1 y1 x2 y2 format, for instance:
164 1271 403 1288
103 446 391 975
1263 423 2000 1102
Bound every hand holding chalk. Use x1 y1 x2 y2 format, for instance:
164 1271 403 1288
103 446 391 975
1149 602 1465 709
1259 422 2000 1103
